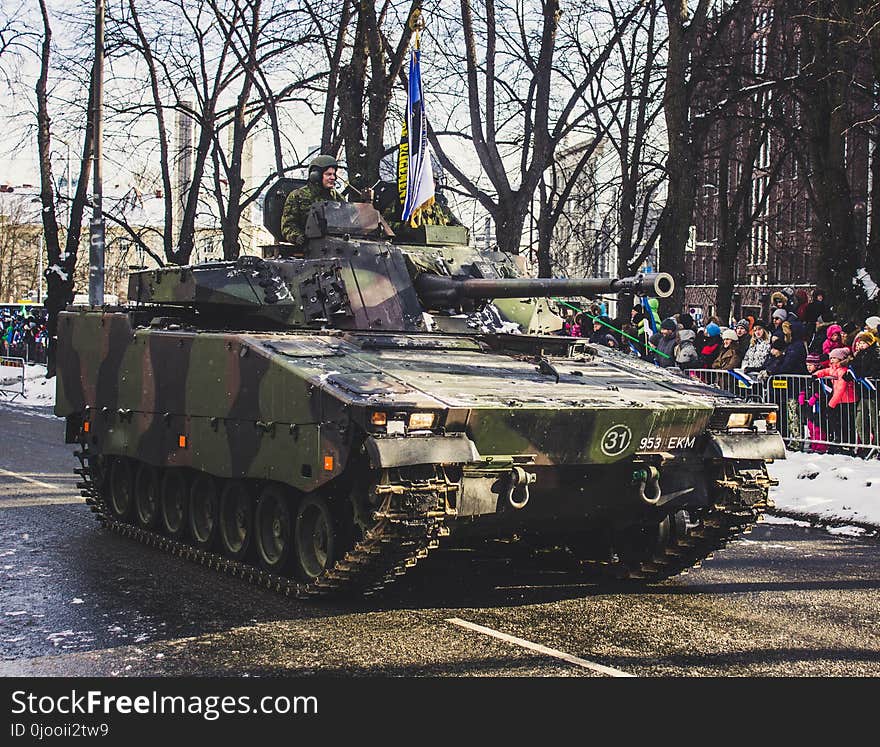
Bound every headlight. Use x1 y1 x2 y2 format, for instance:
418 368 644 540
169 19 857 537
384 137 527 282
726 413 753 429
408 412 436 430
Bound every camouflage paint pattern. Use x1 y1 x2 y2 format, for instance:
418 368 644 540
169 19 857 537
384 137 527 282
57 200 783 518
280 183 344 245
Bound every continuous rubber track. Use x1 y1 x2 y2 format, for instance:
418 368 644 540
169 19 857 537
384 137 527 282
73 435 773 595
74 438 456 599
597 507 766 583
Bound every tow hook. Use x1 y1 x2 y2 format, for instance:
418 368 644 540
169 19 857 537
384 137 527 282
633 466 661 505
505 466 536 510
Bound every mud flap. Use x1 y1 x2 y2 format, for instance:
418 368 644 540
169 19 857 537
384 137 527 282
704 431 786 460
365 433 480 468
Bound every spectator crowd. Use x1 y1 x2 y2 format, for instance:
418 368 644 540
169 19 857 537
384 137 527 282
560 286 880 455
1 307 49 365
561 287 880 382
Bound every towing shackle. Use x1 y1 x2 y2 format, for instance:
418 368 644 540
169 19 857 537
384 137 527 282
505 466 537 510
634 466 662 505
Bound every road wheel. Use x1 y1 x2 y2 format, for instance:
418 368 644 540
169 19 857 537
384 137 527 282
293 494 337 583
218 480 253 561
108 458 134 521
160 469 188 539
189 474 219 551
255 485 293 573
134 463 160 529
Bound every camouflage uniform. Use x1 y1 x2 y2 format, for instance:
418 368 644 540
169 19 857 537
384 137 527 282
280 183 345 245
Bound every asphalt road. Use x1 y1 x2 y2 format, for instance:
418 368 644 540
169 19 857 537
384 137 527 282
2 404 879 677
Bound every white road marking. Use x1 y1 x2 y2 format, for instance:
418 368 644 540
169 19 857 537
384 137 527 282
447 617 634 677
0 467 65 492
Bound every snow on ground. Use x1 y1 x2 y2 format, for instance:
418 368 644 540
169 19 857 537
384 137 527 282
0 361 56 417
2 363 879 529
767 451 880 531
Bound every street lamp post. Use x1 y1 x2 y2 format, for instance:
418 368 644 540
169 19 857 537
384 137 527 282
89 0 105 307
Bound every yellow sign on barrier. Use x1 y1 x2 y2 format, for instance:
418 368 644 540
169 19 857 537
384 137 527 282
772 379 788 389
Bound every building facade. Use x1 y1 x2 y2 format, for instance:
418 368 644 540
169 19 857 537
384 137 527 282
686 0 872 323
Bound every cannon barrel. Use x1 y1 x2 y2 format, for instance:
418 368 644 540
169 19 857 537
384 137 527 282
415 272 674 308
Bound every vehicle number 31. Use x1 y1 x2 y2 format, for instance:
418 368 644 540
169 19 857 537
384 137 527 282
600 424 633 456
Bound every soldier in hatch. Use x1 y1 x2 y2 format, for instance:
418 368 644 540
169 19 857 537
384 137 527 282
280 155 346 247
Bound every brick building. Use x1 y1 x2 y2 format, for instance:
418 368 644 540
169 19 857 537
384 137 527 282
686 1 872 324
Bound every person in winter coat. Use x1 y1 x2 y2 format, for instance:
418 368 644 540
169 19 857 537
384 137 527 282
769 308 788 344
799 353 829 453
779 321 808 375
649 317 678 367
678 312 696 332
761 338 791 379
563 313 583 337
822 324 846 357
770 290 789 316
850 330 880 380
803 288 831 328
850 331 880 454
712 329 743 370
734 319 752 359
814 347 857 452
699 322 722 367
794 289 810 320
588 318 610 345
742 321 771 374
674 328 700 369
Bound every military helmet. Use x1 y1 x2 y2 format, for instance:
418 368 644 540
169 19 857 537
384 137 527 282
309 155 339 174
308 155 338 184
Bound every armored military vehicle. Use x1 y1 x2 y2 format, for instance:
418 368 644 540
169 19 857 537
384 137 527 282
55 189 784 597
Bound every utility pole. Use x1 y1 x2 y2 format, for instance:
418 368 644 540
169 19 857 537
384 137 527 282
89 0 105 306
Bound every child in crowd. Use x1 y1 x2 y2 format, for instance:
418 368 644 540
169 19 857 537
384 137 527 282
813 347 857 453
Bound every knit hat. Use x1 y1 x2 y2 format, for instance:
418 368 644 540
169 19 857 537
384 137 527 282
865 316 880 331
855 330 879 346
661 317 677 331
772 308 788 321
805 353 823 365
705 322 721 337
735 319 750 331
770 338 788 352
721 329 738 341
828 347 850 360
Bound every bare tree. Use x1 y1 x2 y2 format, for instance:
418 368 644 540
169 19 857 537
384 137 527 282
107 0 323 264
588 0 667 286
428 0 642 269
34 0 96 377
783 0 876 317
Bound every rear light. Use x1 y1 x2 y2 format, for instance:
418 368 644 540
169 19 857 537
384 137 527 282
370 412 387 427
765 411 778 430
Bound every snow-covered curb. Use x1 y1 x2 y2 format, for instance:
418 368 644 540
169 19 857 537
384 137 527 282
767 451 880 532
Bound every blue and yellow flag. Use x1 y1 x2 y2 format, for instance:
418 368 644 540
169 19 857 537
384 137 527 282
397 45 435 225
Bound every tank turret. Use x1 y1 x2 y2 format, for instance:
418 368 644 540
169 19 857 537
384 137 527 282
128 199 671 332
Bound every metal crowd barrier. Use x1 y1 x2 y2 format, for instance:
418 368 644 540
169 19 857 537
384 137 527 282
2 342 46 365
0 357 26 401
681 368 879 457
